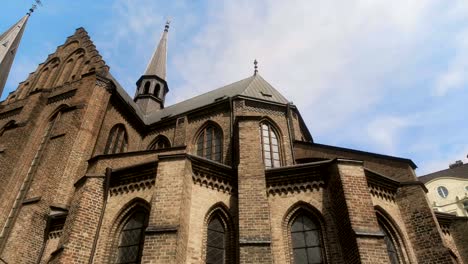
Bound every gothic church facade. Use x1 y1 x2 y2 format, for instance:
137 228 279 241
0 18 467 264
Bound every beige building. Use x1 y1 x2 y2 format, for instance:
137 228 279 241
419 161 468 217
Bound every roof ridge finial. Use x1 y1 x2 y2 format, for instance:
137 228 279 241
254 59 258 75
164 18 171 32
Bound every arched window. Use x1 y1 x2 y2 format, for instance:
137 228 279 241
376 210 408 264
154 84 161 97
104 124 128 154
148 135 170 150
206 216 226 264
260 122 281 168
144 82 150 94
196 124 222 162
290 213 323 264
115 210 149 264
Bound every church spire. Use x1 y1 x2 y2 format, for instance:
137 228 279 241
134 21 171 113
144 20 169 80
0 14 30 98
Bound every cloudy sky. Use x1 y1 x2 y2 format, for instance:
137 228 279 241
2 0 468 175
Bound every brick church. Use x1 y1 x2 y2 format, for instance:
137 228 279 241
0 12 467 264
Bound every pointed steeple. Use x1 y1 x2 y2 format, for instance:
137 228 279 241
144 21 169 80
135 21 171 114
0 14 29 98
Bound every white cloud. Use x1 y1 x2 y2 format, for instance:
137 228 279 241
434 28 468 96
366 116 410 154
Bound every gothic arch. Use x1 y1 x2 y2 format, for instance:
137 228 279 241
56 48 86 85
193 120 224 162
283 201 328 264
107 198 151 263
202 202 236 264
147 135 171 150
104 124 128 154
375 206 410 264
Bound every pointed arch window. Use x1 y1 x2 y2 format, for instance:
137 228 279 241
115 210 149 264
148 135 170 150
196 125 222 162
376 210 408 264
206 217 226 264
260 122 281 168
104 124 128 154
290 213 323 264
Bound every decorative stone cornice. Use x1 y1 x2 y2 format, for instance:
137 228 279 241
365 168 399 202
265 160 331 196
46 89 77 104
109 161 157 196
188 154 235 194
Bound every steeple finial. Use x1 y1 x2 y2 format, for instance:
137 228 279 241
27 4 36 15
254 59 258 75
165 19 170 32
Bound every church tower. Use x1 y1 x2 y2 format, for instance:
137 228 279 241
0 13 30 98
134 21 170 113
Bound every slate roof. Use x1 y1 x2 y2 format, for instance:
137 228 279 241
418 163 468 183
107 72 290 125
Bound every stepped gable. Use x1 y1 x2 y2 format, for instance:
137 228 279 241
8 27 109 101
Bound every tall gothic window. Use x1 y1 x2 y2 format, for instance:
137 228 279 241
290 213 323 264
115 210 149 264
260 123 281 168
105 124 128 154
196 125 222 162
148 135 170 150
381 226 400 264
376 211 407 264
206 216 226 264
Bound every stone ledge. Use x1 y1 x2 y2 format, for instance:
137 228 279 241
145 225 178 234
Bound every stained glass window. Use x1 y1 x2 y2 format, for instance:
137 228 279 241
196 125 222 162
291 214 322 264
261 123 281 169
206 217 225 264
115 211 148 264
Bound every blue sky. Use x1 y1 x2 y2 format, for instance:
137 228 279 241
2 0 468 175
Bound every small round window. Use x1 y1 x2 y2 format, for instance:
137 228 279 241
437 186 449 198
